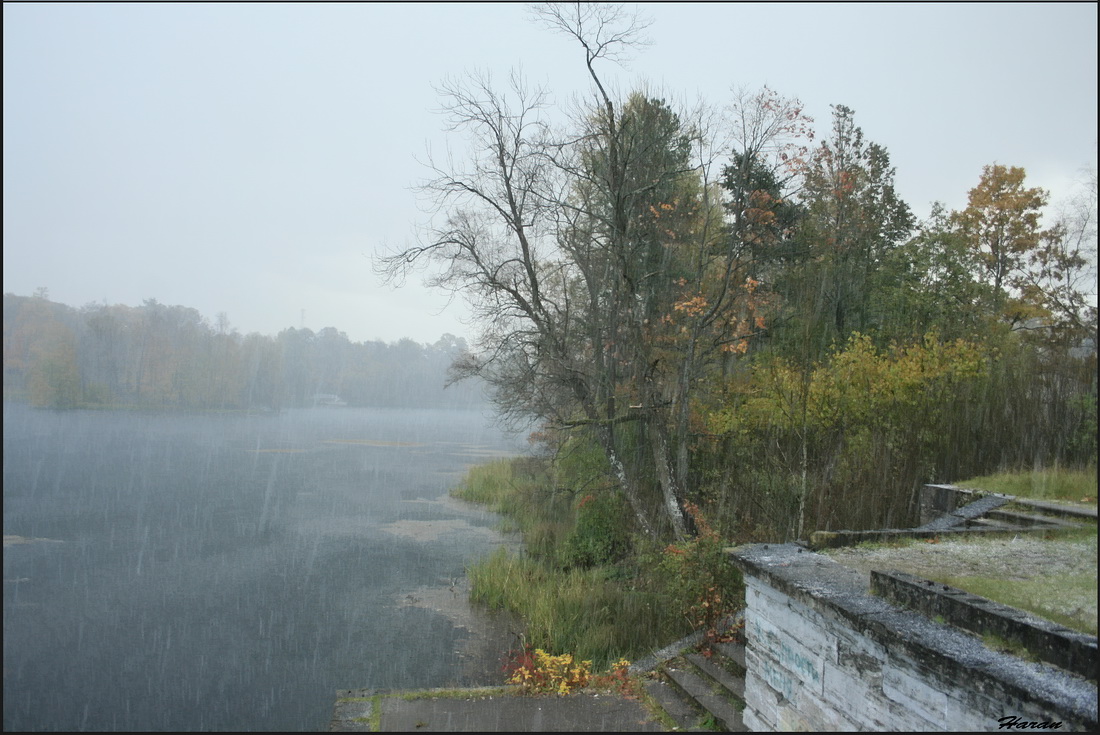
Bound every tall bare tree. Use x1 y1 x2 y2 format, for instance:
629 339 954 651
378 3 811 540
1026 168 1098 342
379 4 669 535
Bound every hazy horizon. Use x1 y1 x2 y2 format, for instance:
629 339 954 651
5 3 1096 343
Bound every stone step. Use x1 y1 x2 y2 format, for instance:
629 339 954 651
1011 498 1098 524
959 516 1025 531
662 663 744 732
654 642 748 732
685 653 746 699
714 640 746 671
642 678 708 731
984 508 1083 529
927 492 1014 530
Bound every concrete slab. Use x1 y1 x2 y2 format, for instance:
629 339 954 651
376 689 666 732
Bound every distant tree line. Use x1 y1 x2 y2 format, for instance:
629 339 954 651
2 292 486 411
380 4 1097 540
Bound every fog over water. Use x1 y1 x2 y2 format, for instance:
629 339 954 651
3 403 526 731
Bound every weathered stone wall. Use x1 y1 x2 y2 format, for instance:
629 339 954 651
730 543 1097 731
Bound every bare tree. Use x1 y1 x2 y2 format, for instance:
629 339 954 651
378 4 810 541
378 5 670 536
1028 168 1098 342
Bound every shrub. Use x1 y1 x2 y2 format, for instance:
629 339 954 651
654 504 743 638
589 658 636 697
505 647 592 695
559 491 632 569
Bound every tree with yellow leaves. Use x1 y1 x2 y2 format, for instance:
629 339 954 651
951 164 1052 326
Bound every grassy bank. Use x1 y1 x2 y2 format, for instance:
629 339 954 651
956 465 1097 503
452 455 742 671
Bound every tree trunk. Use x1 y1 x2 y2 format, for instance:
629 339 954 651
591 421 655 538
648 416 689 540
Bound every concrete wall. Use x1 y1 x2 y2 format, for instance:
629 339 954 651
730 544 1097 731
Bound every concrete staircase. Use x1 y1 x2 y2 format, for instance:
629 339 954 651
812 486 1097 549
957 497 1096 533
919 484 1097 535
641 638 749 732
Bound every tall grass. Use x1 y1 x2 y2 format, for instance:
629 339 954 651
453 453 730 670
453 459 516 509
454 457 573 557
467 547 678 670
956 466 1098 502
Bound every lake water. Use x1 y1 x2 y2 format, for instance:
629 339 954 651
3 403 527 731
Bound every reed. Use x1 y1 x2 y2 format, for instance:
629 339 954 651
466 547 679 670
454 456 574 557
455 455 707 669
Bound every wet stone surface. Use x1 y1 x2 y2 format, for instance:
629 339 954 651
822 532 1098 629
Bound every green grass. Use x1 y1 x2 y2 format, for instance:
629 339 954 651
981 632 1040 662
931 571 1097 636
920 529 1097 636
394 687 512 700
452 458 573 551
466 546 681 671
455 457 676 669
453 452 740 672
452 459 518 509
956 466 1097 503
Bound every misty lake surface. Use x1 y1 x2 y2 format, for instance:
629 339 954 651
3 403 527 731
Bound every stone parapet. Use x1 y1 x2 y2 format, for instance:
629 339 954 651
729 543 1097 731
871 569 1097 680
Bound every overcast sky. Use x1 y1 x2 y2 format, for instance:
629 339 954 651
4 2 1097 345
